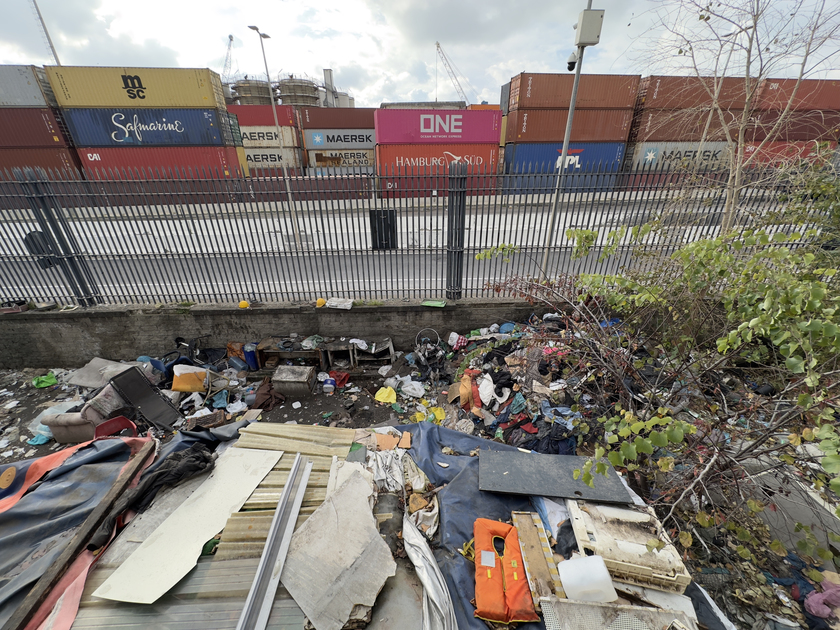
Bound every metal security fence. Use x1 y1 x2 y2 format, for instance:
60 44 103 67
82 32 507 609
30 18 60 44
0 163 795 306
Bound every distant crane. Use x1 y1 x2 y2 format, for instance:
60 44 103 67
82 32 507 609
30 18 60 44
29 0 60 65
435 41 476 105
222 34 234 83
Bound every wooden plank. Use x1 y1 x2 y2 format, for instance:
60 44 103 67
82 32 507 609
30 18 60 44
239 423 354 444
236 435 351 458
2 441 155 630
512 511 564 607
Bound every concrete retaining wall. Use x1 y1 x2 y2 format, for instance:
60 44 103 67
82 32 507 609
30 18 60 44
0 300 544 368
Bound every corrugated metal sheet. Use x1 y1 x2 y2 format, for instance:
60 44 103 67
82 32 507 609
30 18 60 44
0 147 81 175
505 109 632 143
45 66 225 109
244 147 303 170
0 65 57 108
468 104 500 110
634 109 744 142
307 166 375 176
631 142 731 169
239 125 299 148
235 146 250 177
757 79 840 111
504 142 625 172
228 113 243 147
500 82 511 116
750 109 840 141
226 104 297 127
298 107 376 129
375 144 499 171
76 146 241 178
640 76 748 110
63 108 228 147
0 108 69 147
500 116 507 147
307 149 374 167
508 73 641 110
303 129 375 150
375 109 502 145
743 140 838 165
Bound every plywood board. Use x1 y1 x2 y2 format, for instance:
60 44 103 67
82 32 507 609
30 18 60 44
92 448 282 604
478 450 632 504
511 511 565 605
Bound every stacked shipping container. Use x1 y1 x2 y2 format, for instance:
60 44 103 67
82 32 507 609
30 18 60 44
503 73 638 180
45 66 239 178
298 108 376 175
0 65 81 176
227 104 302 175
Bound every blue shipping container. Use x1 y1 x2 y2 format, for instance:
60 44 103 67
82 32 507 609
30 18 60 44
63 108 226 147
502 142 624 194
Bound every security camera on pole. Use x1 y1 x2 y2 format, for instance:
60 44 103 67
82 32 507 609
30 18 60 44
540 4 604 279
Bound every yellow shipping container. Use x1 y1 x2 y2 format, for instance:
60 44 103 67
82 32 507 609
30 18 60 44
235 146 250 177
500 115 507 147
45 66 226 109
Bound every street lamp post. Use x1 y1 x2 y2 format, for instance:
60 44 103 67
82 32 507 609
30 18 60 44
248 25 301 250
540 2 604 279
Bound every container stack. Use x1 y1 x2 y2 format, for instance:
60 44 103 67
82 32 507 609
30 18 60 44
298 107 376 175
45 66 239 179
0 65 81 176
503 73 639 174
628 76 748 170
226 104 302 175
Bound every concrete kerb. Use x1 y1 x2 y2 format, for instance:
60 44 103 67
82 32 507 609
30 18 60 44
0 299 547 369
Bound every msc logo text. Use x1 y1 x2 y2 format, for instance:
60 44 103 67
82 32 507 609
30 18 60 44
121 75 146 100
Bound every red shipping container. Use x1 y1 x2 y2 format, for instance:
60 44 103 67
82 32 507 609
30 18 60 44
226 104 296 127
757 78 840 111
375 110 502 145
509 73 641 111
468 104 501 110
640 76 748 110
298 107 376 129
76 146 242 178
0 147 81 175
634 109 747 142
0 108 69 148
742 140 838 166
749 109 840 141
505 109 632 143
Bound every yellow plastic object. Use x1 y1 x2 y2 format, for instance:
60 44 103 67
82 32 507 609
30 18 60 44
430 407 446 422
171 371 208 393
316 298 326 308
374 387 397 404
238 300 249 309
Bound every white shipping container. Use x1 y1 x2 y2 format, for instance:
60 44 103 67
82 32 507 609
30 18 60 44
632 142 731 170
307 149 374 168
0 66 57 108
244 147 302 170
304 129 375 150
239 125 299 148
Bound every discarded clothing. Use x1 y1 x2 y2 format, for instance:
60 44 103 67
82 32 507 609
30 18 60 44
252 377 285 411
805 579 840 618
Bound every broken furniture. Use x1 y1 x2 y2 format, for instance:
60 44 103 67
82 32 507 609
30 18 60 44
355 337 396 367
478 450 633 504
109 366 182 431
42 383 126 443
270 365 316 398
257 337 328 372
324 339 358 370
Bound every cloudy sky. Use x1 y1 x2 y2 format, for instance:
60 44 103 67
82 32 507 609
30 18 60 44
1 0 838 107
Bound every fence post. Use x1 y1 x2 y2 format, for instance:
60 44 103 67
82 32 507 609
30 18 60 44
446 163 467 300
14 168 100 307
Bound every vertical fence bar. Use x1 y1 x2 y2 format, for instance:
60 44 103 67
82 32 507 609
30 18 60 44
446 163 467 300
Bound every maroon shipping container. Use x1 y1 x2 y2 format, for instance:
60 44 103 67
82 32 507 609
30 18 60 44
509 73 641 111
757 79 840 111
634 109 748 142
742 140 838 166
0 108 69 148
76 146 243 179
505 109 633 143
640 76 749 110
749 109 840 141
226 104 297 127
0 147 81 176
298 107 376 129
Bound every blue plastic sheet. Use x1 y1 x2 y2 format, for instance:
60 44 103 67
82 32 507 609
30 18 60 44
0 439 142 626
402 423 546 629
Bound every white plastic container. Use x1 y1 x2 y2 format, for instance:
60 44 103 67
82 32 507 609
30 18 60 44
556 555 618 602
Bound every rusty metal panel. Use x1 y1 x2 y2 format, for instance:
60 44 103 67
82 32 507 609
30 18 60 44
505 109 633 143
227 105 297 127
0 147 81 174
757 78 840 111
640 76 748 110
508 73 641 110
45 66 226 109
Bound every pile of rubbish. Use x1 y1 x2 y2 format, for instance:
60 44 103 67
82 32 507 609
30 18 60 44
1 312 839 630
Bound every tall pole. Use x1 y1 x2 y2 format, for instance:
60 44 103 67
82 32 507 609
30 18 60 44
540 0 592 279
32 0 60 65
250 26 301 251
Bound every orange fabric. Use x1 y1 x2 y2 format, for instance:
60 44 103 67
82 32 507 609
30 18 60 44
0 443 88 514
473 518 539 624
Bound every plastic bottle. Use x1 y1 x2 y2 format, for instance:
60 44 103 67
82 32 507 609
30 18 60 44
323 378 336 394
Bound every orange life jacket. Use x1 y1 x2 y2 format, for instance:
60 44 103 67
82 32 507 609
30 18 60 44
473 518 539 624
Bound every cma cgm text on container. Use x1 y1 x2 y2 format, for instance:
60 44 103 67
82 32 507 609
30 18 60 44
374 109 502 144
62 108 232 147
45 67 226 109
